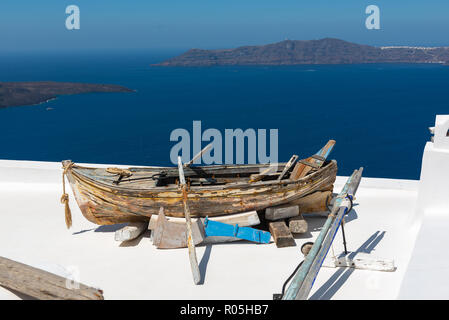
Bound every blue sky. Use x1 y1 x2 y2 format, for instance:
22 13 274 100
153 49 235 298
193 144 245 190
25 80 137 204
1 1 449 52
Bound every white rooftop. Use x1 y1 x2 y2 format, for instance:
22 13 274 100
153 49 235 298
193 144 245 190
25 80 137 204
2 115 449 300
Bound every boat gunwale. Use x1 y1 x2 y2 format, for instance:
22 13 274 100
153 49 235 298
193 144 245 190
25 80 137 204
68 160 337 194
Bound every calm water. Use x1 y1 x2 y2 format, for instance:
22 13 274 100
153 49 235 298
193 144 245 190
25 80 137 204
1 51 448 179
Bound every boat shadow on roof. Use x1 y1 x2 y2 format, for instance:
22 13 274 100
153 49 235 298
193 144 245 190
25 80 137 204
309 230 386 300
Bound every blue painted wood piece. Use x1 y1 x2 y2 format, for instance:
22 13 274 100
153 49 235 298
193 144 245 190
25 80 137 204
203 218 271 244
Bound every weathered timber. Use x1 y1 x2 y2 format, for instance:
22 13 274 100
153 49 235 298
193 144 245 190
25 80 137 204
265 205 300 221
61 143 338 225
269 221 296 248
178 157 201 285
148 210 260 230
114 221 149 241
291 140 336 180
0 256 104 300
151 208 205 249
278 155 299 181
288 215 308 234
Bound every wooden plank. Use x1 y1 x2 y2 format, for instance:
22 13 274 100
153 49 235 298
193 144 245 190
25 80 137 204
151 207 205 249
0 256 104 300
288 215 308 234
178 156 201 285
265 205 299 221
269 221 296 248
148 210 260 230
114 221 149 242
203 218 271 243
278 155 299 181
291 140 336 180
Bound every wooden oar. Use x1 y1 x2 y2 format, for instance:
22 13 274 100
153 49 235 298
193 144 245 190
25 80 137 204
282 167 363 300
291 140 336 180
178 156 201 285
184 143 212 168
277 155 299 181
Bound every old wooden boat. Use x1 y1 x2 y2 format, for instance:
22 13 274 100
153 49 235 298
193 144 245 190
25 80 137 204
60 143 337 226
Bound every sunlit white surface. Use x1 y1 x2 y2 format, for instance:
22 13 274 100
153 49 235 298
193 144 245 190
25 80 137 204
0 159 432 300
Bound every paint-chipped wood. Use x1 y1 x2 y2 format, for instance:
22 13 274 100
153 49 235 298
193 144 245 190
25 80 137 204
0 256 103 300
291 140 336 180
269 221 296 248
62 157 337 225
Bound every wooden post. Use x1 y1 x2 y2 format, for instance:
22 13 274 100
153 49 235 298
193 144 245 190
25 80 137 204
0 256 104 300
115 221 149 242
178 156 201 285
269 221 296 248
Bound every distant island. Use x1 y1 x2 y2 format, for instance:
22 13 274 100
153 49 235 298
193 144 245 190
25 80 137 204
0 81 133 108
154 38 449 67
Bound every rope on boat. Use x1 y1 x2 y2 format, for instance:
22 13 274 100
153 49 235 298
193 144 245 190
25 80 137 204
61 161 74 229
106 167 132 177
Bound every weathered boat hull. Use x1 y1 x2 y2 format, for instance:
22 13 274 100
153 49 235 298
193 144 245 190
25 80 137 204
63 161 337 225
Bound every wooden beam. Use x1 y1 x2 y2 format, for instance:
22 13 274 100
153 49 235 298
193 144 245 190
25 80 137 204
115 221 149 242
265 205 299 221
288 215 308 234
148 210 260 230
269 221 296 248
0 256 104 300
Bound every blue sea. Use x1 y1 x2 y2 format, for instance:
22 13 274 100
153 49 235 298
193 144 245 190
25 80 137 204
1 50 448 180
